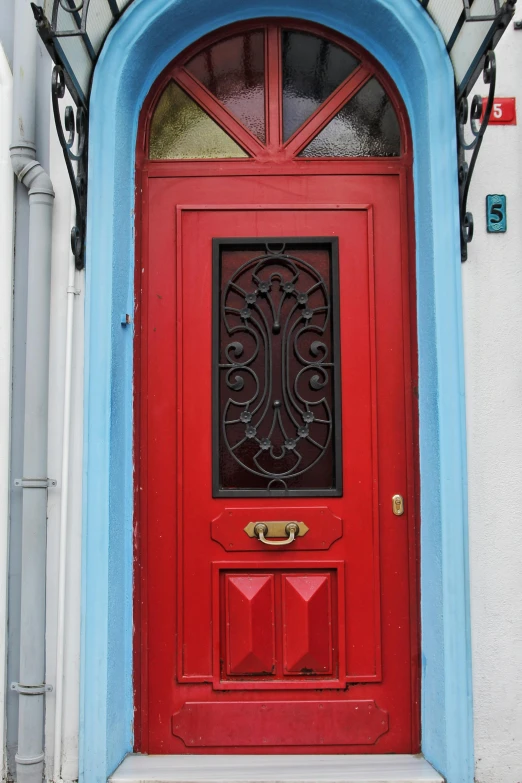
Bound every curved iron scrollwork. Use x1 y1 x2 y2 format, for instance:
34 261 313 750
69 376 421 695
216 240 341 496
51 65 88 270
32 0 516 272
457 50 497 262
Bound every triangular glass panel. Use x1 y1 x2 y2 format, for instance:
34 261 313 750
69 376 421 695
282 30 360 141
186 31 266 142
299 78 401 158
149 82 249 159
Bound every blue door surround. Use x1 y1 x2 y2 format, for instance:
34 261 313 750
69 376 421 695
81 1 472 781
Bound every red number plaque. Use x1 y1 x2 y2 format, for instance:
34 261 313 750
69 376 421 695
482 97 517 125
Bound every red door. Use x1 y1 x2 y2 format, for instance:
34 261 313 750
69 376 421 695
135 21 419 755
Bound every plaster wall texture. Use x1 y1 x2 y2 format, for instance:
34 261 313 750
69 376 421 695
0 0 13 67
462 23 522 783
44 88 85 783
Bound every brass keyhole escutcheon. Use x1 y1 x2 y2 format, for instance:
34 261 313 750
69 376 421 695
392 494 404 516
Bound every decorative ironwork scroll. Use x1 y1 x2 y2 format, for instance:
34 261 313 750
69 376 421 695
457 49 496 262
213 239 342 497
51 64 88 269
31 0 517 267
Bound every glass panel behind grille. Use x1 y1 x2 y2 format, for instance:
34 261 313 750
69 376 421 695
214 239 342 497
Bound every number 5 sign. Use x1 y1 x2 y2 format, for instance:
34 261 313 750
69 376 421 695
481 98 517 125
486 195 507 233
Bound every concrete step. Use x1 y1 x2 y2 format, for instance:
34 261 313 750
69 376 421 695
110 754 444 783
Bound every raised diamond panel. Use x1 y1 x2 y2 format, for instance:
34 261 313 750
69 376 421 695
225 574 275 675
282 574 332 674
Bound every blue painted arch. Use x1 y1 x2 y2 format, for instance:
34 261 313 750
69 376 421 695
81 1 472 782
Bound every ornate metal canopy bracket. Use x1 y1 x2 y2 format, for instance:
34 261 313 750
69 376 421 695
32 4 89 270
51 65 88 270
456 0 517 261
457 50 497 262
31 0 517 268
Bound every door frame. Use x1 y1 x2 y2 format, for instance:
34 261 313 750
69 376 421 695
80 1 472 782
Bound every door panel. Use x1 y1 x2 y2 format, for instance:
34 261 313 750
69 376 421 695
171 699 390 747
282 573 333 674
213 564 344 689
225 574 275 675
213 236 342 496
140 174 416 753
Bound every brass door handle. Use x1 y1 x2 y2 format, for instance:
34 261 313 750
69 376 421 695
253 521 299 546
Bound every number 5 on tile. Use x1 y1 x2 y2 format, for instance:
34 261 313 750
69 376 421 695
486 194 507 233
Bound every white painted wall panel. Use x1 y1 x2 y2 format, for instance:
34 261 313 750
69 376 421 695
462 23 522 783
44 91 85 783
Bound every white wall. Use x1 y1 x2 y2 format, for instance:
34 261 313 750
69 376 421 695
463 21 522 783
44 93 85 783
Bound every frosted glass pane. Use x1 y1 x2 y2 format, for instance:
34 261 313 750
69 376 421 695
55 2 83 34
186 31 265 142
149 82 249 159
426 0 463 43
299 78 400 158
85 0 115 54
282 30 359 141
451 0 497 88
54 38 92 102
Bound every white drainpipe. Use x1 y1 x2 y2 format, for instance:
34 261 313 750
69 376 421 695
53 193 78 783
10 1 55 782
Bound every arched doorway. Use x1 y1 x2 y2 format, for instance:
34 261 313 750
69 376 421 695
134 19 418 756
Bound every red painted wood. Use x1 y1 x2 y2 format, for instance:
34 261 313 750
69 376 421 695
226 575 275 675
134 19 419 755
213 562 345 691
211 506 343 552
140 194 411 750
283 575 332 675
171 700 389 747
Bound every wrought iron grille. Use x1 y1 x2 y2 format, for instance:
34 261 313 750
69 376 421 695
213 239 342 497
32 0 517 268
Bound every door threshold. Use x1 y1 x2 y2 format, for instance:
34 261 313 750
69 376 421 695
109 754 444 783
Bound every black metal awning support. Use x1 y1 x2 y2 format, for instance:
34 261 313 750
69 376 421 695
31 0 517 269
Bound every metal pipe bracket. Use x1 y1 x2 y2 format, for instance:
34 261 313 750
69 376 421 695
11 682 53 695
14 477 57 488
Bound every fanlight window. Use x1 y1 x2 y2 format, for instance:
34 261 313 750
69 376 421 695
148 24 402 161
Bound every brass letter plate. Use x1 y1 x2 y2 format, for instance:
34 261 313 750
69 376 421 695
244 520 309 538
